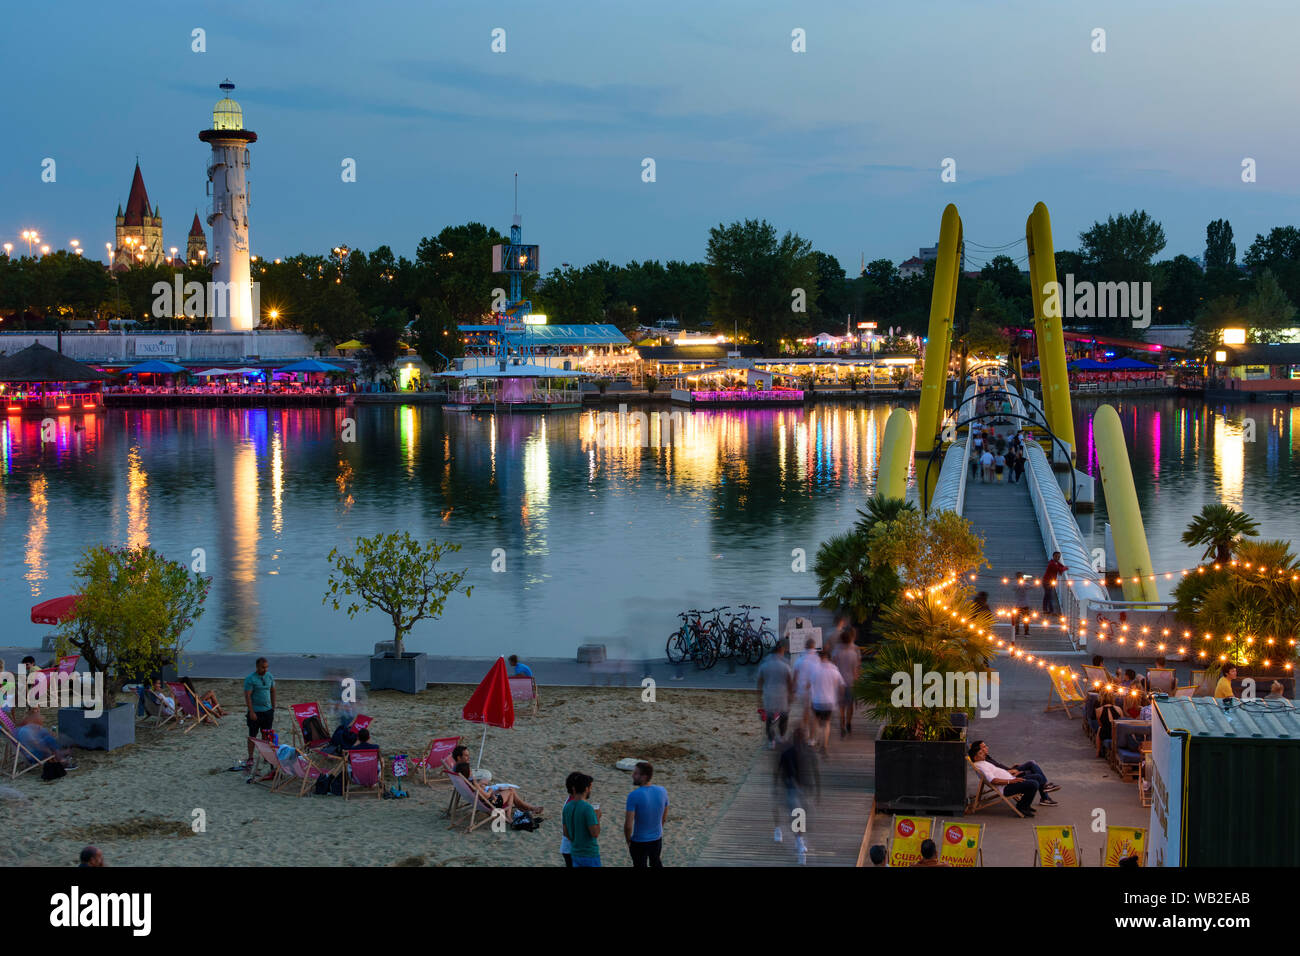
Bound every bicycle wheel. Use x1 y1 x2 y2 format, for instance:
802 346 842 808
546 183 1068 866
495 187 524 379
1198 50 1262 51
746 631 765 665
666 628 688 664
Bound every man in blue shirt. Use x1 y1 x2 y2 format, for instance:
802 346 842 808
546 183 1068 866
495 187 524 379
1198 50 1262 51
624 761 669 867
243 657 276 767
508 655 533 678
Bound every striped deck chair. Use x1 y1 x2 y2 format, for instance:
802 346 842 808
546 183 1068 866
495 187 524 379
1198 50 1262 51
443 767 500 832
415 736 461 788
0 709 59 779
168 682 217 734
343 749 384 800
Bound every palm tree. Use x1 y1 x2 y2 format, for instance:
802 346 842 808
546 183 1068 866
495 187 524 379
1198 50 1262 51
854 493 915 536
856 590 995 740
1181 504 1260 564
814 528 899 641
1172 539 1299 667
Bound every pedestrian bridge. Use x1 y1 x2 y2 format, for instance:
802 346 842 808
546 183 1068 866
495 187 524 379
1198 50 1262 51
929 378 1107 653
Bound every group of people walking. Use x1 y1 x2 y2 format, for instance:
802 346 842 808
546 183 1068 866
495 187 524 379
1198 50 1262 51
970 427 1030 484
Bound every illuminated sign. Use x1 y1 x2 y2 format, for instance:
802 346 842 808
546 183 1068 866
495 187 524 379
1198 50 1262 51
691 390 804 403
523 314 547 325
1222 328 1247 345
858 322 877 330
1213 350 1227 363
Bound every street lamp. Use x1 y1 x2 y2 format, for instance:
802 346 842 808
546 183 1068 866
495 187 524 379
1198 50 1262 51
40 245 49 256
170 246 178 265
2 243 11 258
21 230 40 255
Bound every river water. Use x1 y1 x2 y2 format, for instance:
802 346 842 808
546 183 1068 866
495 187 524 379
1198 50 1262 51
2 397 1295 658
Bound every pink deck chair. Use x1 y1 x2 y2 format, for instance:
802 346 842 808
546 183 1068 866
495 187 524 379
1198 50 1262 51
167 682 218 734
271 745 332 798
351 714 373 733
443 767 500 832
509 677 539 717
30 655 80 699
290 703 332 751
248 737 284 788
343 749 384 799
0 708 59 779
416 735 461 787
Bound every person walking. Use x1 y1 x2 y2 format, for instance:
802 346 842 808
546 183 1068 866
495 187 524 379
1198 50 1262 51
772 735 820 864
624 761 669 867
980 448 994 483
756 640 794 747
993 450 1006 483
1013 446 1026 484
243 657 276 767
560 772 579 866
562 773 601 867
802 649 845 751
831 630 860 738
1042 552 1067 617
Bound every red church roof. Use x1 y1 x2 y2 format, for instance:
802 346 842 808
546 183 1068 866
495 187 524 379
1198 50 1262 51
189 212 205 237
122 163 153 226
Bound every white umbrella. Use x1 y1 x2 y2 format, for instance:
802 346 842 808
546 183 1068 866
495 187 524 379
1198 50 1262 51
193 368 238 377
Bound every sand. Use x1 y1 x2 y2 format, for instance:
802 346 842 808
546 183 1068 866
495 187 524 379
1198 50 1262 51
0 680 758 867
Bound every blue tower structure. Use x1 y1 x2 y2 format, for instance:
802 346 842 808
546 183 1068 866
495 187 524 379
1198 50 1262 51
460 175 540 370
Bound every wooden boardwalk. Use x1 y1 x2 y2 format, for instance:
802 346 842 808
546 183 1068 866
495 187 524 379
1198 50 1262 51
692 719 877 867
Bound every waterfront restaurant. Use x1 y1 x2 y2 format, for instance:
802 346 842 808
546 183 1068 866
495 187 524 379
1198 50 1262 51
1211 343 1300 394
459 323 636 378
0 343 109 414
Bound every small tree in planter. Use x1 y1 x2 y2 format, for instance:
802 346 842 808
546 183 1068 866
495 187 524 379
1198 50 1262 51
55 545 210 749
854 508 993 813
814 495 916 642
324 532 472 694
644 373 658 394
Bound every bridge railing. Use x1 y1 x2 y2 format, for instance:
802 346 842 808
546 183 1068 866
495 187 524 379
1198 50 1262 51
931 384 978 515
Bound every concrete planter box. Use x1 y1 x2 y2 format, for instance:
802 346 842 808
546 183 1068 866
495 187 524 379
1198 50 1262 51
874 726 968 816
58 702 136 752
369 652 428 694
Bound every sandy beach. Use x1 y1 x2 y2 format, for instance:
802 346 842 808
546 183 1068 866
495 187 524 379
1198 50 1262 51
0 681 758 867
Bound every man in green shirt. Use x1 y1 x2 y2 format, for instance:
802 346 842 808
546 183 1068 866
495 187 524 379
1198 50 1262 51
562 772 601 867
243 657 276 765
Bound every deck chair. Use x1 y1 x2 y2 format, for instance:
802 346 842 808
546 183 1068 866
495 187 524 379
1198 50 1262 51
290 703 333 752
1081 665 1109 689
352 714 373 734
1032 825 1082 866
509 676 539 717
1173 685 1196 698
444 767 501 832
343 749 384 799
1045 669 1084 718
416 736 461 787
139 686 180 730
0 708 59 779
168 682 217 734
271 746 332 797
248 737 284 789
1146 668 1176 695
1100 826 1148 866
966 757 1025 818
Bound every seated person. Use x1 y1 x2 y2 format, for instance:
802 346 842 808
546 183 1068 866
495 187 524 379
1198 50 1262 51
152 680 178 719
1266 681 1293 706
1120 668 1138 688
1089 655 1114 684
452 753 544 818
970 740 1060 800
180 677 226 717
346 727 378 752
1095 689 1125 756
508 655 533 679
911 838 949 867
1214 665 1238 699
968 741 1046 816
16 710 77 769
1123 679 1147 718
1138 692 1154 721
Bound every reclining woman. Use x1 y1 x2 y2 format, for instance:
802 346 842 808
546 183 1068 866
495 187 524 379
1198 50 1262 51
452 745 544 818
180 677 227 718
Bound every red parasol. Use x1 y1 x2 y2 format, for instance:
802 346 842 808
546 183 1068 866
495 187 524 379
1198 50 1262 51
462 657 515 768
31 594 80 626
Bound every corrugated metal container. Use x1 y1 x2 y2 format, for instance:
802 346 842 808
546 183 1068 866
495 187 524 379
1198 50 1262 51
1149 696 1300 866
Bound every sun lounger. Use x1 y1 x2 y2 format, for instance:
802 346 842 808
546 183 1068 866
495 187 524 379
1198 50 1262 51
167 682 218 734
248 737 284 789
444 767 500 832
965 756 1025 818
271 745 333 797
343 749 384 799
0 708 59 779
416 736 461 787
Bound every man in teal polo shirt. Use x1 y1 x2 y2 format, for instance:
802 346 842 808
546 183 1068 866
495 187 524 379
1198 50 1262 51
243 657 276 766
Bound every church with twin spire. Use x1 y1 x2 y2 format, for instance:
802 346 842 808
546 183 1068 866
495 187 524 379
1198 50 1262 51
112 162 207 270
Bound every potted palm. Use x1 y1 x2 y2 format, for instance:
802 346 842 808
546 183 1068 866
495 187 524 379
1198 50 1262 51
1180 504 1260 564
814 494 915 642
55 545 210 750
325 532 472 694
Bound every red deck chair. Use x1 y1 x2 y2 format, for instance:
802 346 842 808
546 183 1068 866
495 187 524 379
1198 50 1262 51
343 749 384 799
415 735 461 788
351 714 373 734
290 703 332 751
508 677 539 717
167 682 218 734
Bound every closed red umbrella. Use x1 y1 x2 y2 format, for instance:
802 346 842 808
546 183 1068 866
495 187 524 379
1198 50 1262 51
31 594 80 625
462 657 515 769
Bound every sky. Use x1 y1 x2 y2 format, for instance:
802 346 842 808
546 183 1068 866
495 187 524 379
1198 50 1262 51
3 0 1299 276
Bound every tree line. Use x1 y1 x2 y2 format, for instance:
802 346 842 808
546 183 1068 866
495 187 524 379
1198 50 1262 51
2 211 1297 366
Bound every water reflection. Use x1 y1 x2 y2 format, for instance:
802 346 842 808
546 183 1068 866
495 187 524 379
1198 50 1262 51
25 474 48 596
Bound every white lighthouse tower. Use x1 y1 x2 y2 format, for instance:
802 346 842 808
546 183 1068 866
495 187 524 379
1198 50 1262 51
199 80 258 331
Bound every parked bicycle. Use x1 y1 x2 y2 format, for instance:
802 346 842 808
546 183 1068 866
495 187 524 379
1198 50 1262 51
666 610 718 670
